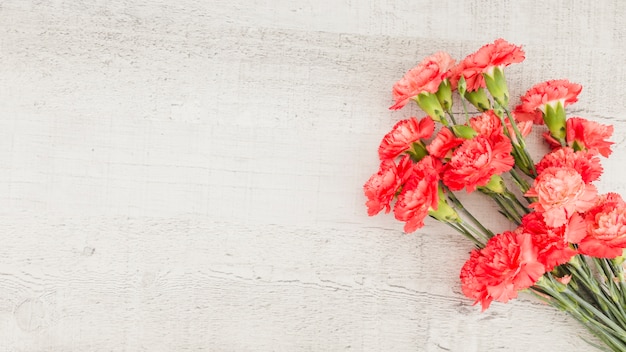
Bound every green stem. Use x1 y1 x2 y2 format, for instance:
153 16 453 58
608 259 626 307
509 168 535 203
534 276 626 351
597 259 626 326
445 221 483 248
492 195 520 224
444 186 494 239
436 111 452 127
565 288 626 341
503 107 537 177
460 95 470 121
569 258 626 332
463 221 491 243
489 192 522 225
446 110 457 125
504 190 530 215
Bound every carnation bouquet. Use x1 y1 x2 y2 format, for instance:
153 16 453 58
364 39 626 351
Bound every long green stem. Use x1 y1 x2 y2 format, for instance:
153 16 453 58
501 194 523 222
444 186 494 239
503 107 537 177
446 110 457 125
489 192 522 225
504 190 530 215
463 221 491 243
460 95 471 121
565 257 626 343
608 259 626 307
509 168 535 203
445 221 483 248
533 275 626 351
492 195 520 224
596 259 626 327
565 288 626 340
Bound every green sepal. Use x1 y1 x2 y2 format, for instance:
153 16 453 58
544 101 567 141
457 76 467 97
464 88 492 112
435 79 453 112
451 124 478 139
483 66 510 107
478 174 506 195
415 92 445 123
429 188 461 223
406 141 428 162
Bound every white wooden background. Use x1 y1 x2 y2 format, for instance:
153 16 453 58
1 1 626 351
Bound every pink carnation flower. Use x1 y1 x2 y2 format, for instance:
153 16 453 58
390 52 455 110
469 110 502 137
426 127 464 159
567 117 614 157
535 147 603 184
525 166 598 227
460 231 545 311
442 131 514 193
513 79 582 124
363 155 413 216
393 156 441 233
378 117 435 160
578 193 626 258
450 38 525 92
517 212 577 271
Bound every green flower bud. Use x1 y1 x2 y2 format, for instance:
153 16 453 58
451 125 478 139
407 141 428 162
457 76 467 97
464 88 491 112
415 92 445 123
483 66 510 107
429 188 461 223
543 101 567 141
435 79 453 112
479 174 506 194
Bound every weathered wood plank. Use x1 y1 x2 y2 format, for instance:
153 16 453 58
0 217 597 351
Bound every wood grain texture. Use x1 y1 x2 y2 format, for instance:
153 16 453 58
1 1 626 351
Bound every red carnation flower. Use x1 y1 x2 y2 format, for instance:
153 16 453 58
535 147 603 184
517 212 577 272
363 155 413 216
513 79 582 124
390 52 455 110
460 231 545 310
566 117 614 157
450 38 525 92
426 127 464 159
469 110 502 137
378 117 435 160
442 131 514 193
393 156 441 233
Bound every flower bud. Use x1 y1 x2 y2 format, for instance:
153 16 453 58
483 66 510 107
479 174 506 194
464 88 491 112
451 125 478 139
415 92 446 123
543 101 567 142
407 141 428 162
457 76 467 96
435 79 453 112
428 188 461 223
